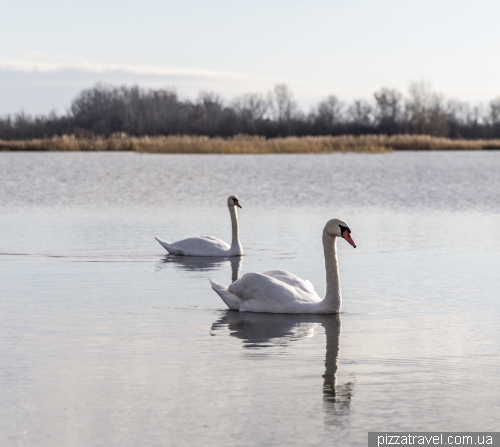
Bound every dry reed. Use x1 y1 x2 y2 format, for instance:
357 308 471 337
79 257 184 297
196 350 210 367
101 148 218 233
1 134 500 153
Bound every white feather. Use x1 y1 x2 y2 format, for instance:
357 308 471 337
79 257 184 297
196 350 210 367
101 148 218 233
209 218 355 314
156 195 243 257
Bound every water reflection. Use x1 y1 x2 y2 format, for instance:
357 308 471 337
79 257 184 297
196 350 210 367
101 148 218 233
212 312 353 425
158 255 242 281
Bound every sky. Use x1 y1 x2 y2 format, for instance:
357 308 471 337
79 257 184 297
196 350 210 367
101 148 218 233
1 0 499 115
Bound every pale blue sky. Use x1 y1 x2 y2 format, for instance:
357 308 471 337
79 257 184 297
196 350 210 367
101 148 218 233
1 0 499 114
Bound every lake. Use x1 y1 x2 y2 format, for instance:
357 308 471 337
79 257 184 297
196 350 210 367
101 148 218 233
1 151 499 446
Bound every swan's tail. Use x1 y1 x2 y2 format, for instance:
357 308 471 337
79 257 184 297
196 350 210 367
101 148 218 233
155 237 175 253
209 279 241 311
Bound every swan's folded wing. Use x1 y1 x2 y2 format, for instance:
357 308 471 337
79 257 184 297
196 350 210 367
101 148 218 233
199 235 230 246
262 270 318 296
228 272 321 313
160 236 231 256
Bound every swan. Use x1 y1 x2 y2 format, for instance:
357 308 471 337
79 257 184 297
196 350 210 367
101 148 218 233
155 195 243 257
209 218 356 314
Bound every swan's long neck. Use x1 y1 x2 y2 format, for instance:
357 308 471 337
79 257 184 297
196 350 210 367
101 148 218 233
229 206 243 255
321 231 341 313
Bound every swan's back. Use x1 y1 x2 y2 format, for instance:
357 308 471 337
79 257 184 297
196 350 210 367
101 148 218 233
262 270 317 295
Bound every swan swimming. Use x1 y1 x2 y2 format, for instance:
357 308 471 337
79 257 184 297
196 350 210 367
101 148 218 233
155 195 243 257
210 218 356 314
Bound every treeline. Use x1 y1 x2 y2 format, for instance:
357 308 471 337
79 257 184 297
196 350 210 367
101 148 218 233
1 82 500 140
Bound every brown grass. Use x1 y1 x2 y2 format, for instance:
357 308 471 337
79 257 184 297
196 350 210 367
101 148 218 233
1 134 500 153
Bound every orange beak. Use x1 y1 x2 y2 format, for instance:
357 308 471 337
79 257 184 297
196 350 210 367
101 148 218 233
235 200 242 208
342 230 356 248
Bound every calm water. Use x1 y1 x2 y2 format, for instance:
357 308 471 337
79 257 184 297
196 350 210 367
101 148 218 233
1 152 499 447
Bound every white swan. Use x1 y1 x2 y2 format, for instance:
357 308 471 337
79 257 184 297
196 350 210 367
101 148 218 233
209 218 356 314
155 195 243 257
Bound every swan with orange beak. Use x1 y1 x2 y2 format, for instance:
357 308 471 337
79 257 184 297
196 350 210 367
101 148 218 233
156 195 243 256
210 218 356 314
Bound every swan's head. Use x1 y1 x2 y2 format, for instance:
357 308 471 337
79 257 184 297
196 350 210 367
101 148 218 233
227 195 242 208
324 218 356 248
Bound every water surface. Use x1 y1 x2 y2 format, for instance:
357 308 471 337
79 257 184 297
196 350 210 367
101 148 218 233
1 152 499 446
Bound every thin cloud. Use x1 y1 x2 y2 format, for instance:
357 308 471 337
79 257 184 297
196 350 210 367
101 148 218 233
0 58 252 80
0 55 286 114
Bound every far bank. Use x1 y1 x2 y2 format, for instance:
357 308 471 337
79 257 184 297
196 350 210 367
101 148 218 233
2 134 500 153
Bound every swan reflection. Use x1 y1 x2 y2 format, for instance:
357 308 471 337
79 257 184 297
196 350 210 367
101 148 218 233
211 312 353 425
158 255 242 282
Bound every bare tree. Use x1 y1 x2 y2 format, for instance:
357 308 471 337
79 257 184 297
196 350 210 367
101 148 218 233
190 91 224 135
447 99 473 126
314 95 344 131
197 91 223 109
407 81 448 136
232 93 268 121
374 87 402 133
268 84 297 126
70 83 128 135
489 97 500 124
231 93 268 134
3 82 500 140
348 99 373 127
446 99 472 137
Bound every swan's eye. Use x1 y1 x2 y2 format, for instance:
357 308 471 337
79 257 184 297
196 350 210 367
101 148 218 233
339 225 351 234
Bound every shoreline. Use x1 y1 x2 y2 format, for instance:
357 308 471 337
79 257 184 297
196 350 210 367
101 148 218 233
1 134 500 153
